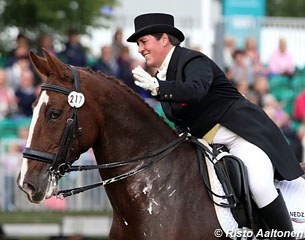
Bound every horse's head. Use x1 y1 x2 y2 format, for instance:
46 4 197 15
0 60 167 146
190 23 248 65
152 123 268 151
18 49 98 203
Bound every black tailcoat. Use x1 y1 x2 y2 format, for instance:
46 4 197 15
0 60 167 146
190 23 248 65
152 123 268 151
158 46 303 180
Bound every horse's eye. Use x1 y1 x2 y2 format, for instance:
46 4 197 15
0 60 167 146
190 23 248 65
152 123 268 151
49 110 62 120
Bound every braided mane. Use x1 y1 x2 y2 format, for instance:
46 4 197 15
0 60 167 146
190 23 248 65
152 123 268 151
82 67 175 132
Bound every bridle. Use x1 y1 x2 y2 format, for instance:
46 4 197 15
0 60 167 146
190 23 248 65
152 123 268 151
22 65 188 198
23 65 83 177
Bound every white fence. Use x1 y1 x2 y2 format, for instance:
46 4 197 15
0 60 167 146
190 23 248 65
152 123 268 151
0 138 112 212
3 216 112 238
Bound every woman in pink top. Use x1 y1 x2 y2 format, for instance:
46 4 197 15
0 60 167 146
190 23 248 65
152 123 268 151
269 38 295 76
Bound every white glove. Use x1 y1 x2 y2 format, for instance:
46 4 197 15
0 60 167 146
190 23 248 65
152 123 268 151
132 66 159 96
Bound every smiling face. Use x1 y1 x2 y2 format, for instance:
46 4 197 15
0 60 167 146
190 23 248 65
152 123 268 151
136 34 172 68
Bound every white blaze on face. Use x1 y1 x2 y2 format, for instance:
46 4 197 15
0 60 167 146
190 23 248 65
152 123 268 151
18 91 49 187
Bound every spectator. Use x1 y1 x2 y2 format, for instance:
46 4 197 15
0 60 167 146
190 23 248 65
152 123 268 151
5 33 30 67
269 38 294 77
263 94 302 161
253 75 270 107
31 33 57 86
235 77 260 106
293 90 305 122
244 37 265 81
6 54 32 90
235 78 249 96
15 69 36 117
244 37 260 68
230 49 253 86
59 29 87 67
0 69 17 120
245 90 260 106
263 94 288 129
15 33 29 48
116 46 139 93
91 45 118 77
112 28 124 61
223 36 236 69
36 33 57 57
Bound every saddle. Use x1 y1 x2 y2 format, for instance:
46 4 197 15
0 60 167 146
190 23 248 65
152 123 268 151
188 137 267 236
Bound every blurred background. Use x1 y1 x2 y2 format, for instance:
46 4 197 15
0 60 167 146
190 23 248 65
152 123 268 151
0 0 305 239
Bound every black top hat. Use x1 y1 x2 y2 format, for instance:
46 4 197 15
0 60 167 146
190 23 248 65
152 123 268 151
127 13 185 42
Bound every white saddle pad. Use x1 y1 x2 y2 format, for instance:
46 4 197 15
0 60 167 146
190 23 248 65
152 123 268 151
276 178 305 234
202 140 305 239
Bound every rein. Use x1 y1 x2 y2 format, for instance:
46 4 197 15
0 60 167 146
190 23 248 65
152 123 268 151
57 132 188 198
22 65 189 198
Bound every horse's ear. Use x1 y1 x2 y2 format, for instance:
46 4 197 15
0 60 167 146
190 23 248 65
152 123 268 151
29 50 50 82
42 48 66 79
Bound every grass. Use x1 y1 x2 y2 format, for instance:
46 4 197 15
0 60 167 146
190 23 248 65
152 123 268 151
0 210 112 224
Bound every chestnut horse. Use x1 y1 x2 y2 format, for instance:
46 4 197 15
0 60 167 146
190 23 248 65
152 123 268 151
17 49 226 239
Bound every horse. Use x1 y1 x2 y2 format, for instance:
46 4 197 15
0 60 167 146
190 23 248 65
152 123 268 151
17 49 225 240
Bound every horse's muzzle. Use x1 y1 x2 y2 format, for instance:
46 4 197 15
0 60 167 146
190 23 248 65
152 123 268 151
17 172 56 204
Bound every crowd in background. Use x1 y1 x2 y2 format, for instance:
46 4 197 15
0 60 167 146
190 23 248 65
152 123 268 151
0 28 305 214
0 28 155 123
223 35 305 163
0 29 305 157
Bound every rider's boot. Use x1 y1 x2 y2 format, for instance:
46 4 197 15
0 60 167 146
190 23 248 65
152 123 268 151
259 190 295 240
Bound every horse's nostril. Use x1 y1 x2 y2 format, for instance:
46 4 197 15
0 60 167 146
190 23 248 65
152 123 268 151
23 182 36 196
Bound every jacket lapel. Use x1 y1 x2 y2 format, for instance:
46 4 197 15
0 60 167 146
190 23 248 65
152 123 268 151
162 46 183 123
166 46 182 81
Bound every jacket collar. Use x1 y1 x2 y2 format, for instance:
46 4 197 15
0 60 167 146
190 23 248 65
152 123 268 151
166 46 182 81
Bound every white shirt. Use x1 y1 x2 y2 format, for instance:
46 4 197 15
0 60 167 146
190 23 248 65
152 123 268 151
156 46 176 81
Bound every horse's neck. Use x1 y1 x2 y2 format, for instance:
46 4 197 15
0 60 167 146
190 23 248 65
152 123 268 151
88 78 193 198
92 82 177 163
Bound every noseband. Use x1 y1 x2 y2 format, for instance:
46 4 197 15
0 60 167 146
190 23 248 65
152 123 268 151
23 65 83 176
22 65 189 198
